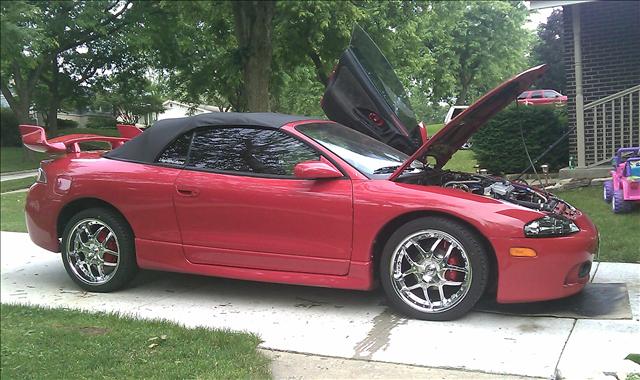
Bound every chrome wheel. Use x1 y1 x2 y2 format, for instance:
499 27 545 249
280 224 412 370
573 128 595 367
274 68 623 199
390 230 472 314
65 218 120 285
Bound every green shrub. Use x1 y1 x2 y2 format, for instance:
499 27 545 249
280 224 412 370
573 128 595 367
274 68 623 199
86 116 116 129
56 118 79 129
472 106 569 174
1 108 21 147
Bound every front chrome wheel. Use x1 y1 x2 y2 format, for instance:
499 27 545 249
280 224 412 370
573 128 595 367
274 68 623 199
380 217 489 320
65 218 120 285
390 230 472 314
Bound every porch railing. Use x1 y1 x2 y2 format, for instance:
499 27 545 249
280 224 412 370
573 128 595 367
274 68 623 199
584 84 640 167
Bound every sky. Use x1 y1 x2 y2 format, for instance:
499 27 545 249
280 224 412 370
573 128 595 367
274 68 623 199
525 2 560 31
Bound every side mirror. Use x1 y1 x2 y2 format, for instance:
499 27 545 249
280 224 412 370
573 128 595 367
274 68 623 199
294 159 343 179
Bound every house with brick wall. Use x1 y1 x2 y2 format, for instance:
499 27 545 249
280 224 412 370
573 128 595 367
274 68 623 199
531 0 639 176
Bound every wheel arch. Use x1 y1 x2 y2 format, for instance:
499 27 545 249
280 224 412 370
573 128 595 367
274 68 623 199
57 197 133 239
371 210 498 295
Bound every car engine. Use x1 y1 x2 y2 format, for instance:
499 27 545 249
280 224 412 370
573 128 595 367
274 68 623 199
400 169 580 218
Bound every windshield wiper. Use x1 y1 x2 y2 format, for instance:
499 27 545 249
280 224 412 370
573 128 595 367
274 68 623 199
372 165 400 174
373 163 425 175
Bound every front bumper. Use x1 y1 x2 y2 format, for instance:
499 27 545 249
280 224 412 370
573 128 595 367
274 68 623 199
493 213 598 303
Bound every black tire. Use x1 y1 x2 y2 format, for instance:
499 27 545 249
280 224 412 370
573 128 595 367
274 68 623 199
612 189 632 214
603 180 613 203
61 207 138 292
380 217 490 321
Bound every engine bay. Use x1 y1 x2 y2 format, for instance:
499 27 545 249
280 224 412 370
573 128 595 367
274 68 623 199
399 169 581 218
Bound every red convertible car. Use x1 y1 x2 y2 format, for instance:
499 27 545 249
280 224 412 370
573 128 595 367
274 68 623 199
20 28 598 320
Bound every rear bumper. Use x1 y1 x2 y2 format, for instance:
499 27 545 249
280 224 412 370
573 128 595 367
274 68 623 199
25 183 61 252
493 214 598 303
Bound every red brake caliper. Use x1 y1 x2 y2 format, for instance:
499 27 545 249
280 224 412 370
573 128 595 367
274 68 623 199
97 230 117 263
445 253 462 282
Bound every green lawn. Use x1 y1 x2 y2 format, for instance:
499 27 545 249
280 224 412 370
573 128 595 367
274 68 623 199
1 127 118 173
2 186 637 262
0 192 26 232
0 147 47 173
426 123 444 137
50 127 120 137
0 304 271 379
443 150 477 172
0 176 35 193
555 186 640 263
425 123 478 172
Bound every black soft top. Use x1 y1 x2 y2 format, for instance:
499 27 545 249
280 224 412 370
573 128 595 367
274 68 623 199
105 112 316 163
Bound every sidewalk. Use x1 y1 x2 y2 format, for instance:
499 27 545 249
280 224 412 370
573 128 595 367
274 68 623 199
0 169 37 182
1 231 638 379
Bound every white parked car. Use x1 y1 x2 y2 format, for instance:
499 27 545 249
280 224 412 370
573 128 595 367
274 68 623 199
444 106 472 149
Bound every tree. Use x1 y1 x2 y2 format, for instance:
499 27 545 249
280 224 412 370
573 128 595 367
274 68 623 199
273 1 363 87
232 1 275 112
142 1 243 111
0 1 137 127
531 9 565 93
139 0 531 117
422 1 531 105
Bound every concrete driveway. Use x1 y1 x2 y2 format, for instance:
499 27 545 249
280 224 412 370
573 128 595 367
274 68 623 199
1 231 638 379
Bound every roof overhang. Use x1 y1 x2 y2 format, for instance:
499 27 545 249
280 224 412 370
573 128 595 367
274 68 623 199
528 0 596 10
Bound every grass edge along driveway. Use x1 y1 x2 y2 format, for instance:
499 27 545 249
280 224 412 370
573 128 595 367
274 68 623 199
0 304 271 379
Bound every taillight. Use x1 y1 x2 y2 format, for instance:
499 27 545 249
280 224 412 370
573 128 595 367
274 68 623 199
36 167 47 184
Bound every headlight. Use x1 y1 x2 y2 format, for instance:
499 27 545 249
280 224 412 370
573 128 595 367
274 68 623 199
524 215 579 237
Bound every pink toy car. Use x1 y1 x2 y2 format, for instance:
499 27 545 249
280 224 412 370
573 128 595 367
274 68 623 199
603 147 640 213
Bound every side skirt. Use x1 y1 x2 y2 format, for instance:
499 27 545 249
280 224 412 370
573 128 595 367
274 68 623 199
135 238 374 291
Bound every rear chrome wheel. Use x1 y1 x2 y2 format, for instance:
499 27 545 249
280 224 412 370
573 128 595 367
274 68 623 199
380 217 489 321
62 208 137 292
390 230 472 314
66 219 120 285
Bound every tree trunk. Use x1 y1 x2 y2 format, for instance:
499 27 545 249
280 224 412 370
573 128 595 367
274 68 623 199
1 82 31 124
455 86 469 106
232 1 275 112
309 50 328 86
46 59 60 133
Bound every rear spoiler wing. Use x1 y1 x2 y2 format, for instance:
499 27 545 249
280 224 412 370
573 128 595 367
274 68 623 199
19 124 143 154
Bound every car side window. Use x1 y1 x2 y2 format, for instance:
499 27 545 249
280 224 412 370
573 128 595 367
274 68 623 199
187 127 320 176
517 92 529 100
156 132 193 166
544 90 559 98
530 91 543 99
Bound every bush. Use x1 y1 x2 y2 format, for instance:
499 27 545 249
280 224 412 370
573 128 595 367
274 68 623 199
56 118 79 129
1 108 21 147
472 106 569 174
86 116 116 129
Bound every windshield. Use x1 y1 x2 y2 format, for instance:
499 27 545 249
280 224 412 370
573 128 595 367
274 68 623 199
297 123 422 178
349 25 419 134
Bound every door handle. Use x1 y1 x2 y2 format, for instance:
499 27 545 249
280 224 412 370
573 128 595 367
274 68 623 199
176 186 199 197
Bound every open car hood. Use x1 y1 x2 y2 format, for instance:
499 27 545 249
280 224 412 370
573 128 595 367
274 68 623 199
389 64 547 180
